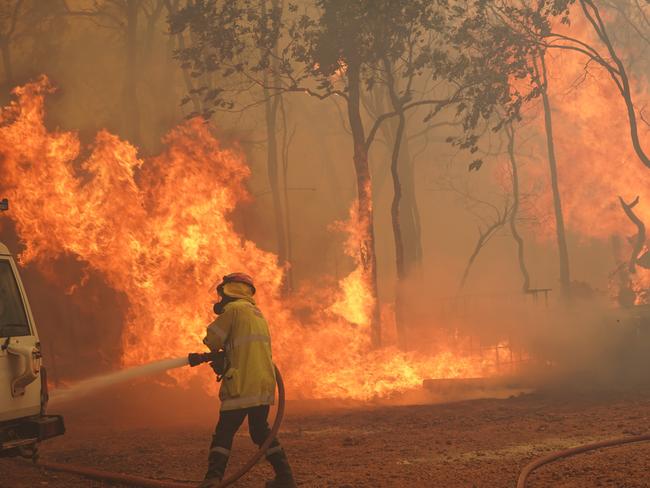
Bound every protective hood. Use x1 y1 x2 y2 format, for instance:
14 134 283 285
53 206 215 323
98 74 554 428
221 282 255 303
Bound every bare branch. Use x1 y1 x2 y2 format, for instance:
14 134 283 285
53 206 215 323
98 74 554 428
619 195 646 273
365 97 454 151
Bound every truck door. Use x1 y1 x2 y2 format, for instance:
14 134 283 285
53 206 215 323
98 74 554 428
0 257 42 422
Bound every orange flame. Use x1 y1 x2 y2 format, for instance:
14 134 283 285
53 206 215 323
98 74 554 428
520 13 650 302
328 201 374 327
0 76 509 400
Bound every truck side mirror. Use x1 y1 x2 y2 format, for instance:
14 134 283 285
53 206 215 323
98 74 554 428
0 199 8 211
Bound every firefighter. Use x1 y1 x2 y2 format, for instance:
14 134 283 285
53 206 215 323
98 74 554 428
200 272 297 488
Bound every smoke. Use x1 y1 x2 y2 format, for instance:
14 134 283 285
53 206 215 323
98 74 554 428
523 298 650 389
389 267 650 393
50 357 189 405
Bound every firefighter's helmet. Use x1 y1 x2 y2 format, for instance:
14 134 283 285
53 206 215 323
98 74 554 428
217 272 256 295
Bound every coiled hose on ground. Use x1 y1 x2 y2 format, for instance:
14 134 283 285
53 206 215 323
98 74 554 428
37 364 286 488
517 433 650 488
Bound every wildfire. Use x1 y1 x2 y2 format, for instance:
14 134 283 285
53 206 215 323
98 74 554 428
522 12 650 302
0 76 505 400
327 202 373 326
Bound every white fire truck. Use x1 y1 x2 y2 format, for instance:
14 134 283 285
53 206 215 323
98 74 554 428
0 199 64 459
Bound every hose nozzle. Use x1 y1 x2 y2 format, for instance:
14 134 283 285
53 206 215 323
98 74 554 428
188 351 219 367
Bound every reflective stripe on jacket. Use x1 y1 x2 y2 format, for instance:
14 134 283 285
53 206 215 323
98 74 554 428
203 298 276 411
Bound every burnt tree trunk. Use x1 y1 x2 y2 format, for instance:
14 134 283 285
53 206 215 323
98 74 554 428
348 61 381 348
380 104 423 276
368 70 422 350
384 57 408 349
279 97 295 291
537 53 571 299
262 0 289 293
263 81 287 284
364 86 423 271
505 123 530 293
399 137 422 275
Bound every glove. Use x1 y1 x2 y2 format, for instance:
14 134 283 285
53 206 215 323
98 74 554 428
209 350 228 381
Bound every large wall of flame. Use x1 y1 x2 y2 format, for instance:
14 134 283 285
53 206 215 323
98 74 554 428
0 77 499 400
516 15 650 298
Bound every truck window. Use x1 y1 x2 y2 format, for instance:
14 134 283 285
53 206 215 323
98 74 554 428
0 260 30 338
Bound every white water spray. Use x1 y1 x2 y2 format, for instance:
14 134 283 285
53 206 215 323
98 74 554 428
49 357 189 405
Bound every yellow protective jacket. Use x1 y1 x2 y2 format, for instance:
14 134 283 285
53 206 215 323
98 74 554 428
203 294 276 411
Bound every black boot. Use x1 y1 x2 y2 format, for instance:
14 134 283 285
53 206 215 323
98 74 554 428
199 447 230 488
265 447 297 488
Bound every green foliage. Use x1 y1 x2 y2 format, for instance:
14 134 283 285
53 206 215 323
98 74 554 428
437 1 582 168
169 0 282 118
170 0 449 106
169 0 582 168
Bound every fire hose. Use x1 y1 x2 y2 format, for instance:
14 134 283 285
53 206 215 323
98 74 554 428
37 358 286 488
33 361 650 488
517 433 650 488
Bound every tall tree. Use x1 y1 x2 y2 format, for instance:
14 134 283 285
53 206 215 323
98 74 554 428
261 0 290 293
383 57 409 348
533 51 571 298
505 122 531 293
380 54 451 347
446 0 650 298
361 86 424 279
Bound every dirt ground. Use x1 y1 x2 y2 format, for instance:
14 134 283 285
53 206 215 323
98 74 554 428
2 382 650 488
